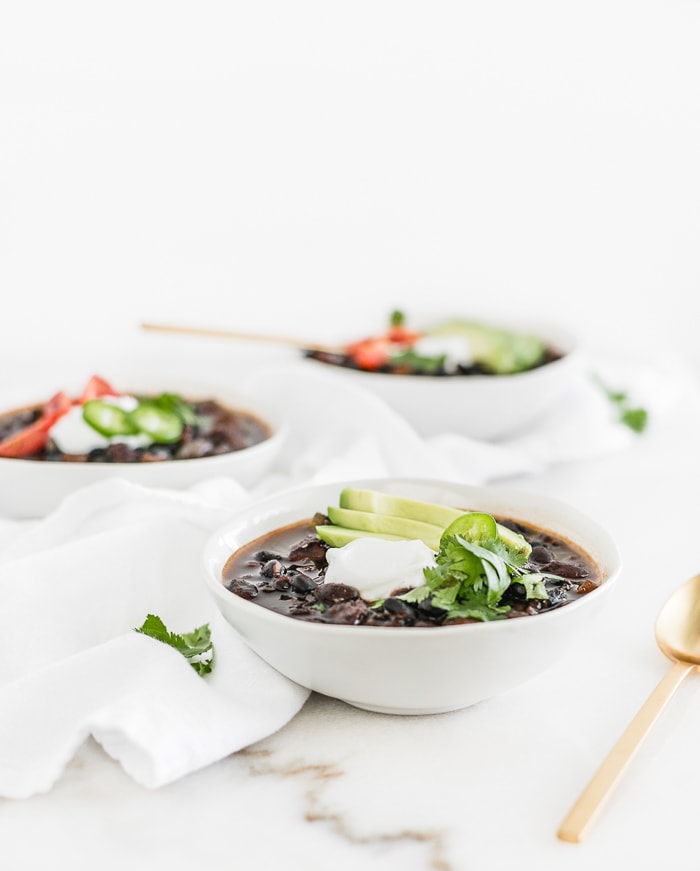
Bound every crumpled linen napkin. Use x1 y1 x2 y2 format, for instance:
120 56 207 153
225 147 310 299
0 351 684 799
0 478 311 799
423 353 686 482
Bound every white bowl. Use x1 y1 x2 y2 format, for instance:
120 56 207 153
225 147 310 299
303 320 582 439
0 373 287 519
204 477 622 715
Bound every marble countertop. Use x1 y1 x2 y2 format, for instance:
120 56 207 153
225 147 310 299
3 383 700 871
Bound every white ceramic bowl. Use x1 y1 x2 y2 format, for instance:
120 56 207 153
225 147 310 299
204 477 622 715
303 320 582 439
0 373 287 519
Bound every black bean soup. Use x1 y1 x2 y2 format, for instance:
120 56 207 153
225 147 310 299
0 399 271 463
303 348 562 377
222 514 601 627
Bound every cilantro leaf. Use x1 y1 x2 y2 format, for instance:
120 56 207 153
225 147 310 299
593 374 649 435
410 523 560 622
620 407 648 434
389 348 446 374
135 614 215 676
514 572 549 600
399 585 431 603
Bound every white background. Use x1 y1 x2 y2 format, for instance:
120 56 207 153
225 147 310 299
1 1 699 369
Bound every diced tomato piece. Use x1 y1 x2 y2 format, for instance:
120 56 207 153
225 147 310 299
0 390 72 458
0 419 55 458
78 375 118 403
346 338 392 371
387 325 421 344
44 391 72 418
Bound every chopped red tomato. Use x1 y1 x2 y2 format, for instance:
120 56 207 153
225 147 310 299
0 391 71 459
346 337 393 371
45 390 72 418
345 321 422 371
78 375 118 403
386 324 421 344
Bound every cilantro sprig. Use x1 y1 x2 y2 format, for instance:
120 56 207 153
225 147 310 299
389 348 447 374
594 375 649 434
399 525 563 622
135 614 215 676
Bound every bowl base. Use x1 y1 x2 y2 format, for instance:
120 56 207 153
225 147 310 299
340 697 473 716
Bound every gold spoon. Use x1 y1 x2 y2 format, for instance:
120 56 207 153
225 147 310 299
558 573 700 842
140 321 343 355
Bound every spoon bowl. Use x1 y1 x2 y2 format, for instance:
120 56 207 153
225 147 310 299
558 573 700 843
655 574 700 665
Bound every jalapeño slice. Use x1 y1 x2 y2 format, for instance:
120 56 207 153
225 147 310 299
82 400 139 438
128 402 184 444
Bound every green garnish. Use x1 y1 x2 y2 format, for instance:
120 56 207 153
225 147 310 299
594 375 649 434
82 392 199 444
389 309 406 327
399 518 556 622
619 407 648 434
134 614 215 675
128 402 184 444
149 393 201 427
82 400 139 437
389 348 447 374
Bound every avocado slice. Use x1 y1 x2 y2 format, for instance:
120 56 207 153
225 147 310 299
316 525 406 548
337 488 531 563
339 488 460 528
327 506 443 550
427 320 547 375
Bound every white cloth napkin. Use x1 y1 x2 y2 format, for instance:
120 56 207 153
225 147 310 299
0 351 684 799
423 351 689 482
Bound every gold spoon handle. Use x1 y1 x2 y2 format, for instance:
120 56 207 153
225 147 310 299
140 322 341 355
558 659 695 843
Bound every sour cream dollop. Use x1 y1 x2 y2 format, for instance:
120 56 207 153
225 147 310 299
323 538 437 601
49 395 152 454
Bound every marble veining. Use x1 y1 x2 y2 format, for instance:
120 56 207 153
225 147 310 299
240 747 452 871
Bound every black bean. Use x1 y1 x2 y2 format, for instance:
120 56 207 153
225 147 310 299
174 438 215 460
255 550 284 562
417 598 448 622
530 545 553 564
288 536 329 566
261 559 285 578
383 598 416 618
228 579 259 599
291 573 316 595
316 583 359 605
504 582 527 602
542 561 588 579
325 600 370 625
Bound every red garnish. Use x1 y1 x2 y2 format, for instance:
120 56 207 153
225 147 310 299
0 391 71 459
78 375 118 403
345 337 393 371
386 324 421 344
345 313 422 371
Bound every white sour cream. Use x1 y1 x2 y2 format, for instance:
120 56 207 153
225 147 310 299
49 396 151 454
323 538 436 601
408 335 473 372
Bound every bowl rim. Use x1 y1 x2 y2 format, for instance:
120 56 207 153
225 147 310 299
204 476 623 639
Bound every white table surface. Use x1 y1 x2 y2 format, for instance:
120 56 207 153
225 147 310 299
2 370 699 871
